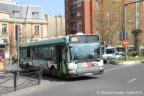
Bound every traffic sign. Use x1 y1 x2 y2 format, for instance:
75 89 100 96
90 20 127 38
122 40 128 46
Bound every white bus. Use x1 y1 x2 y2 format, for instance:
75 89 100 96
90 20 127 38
19 34 104 78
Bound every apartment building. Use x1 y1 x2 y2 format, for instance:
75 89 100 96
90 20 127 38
45 15 65 38
0 0 47 58
65 0 144 50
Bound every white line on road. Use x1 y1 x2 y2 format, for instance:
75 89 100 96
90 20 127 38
128 78 137 83
105 66 125 72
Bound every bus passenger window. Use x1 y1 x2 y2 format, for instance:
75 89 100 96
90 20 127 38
43 47 50 59
27 48 31 58
50 46 56 61
62 49 66 61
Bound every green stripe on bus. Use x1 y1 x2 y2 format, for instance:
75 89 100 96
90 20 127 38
62 61 66 74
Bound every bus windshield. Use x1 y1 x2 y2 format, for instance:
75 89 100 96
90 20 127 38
106 48 116 54
69 43 100 62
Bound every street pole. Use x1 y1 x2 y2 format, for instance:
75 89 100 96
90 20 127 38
135 0 138 29
123 5 127 60
61 15 63 36
123 0 144 60
16 25 20 76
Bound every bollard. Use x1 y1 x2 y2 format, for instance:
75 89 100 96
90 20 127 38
14 71 17 91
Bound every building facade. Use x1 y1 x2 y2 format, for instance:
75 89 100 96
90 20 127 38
65 0 144 50
0 0 47 58
65 0 96 35
45 15 65 38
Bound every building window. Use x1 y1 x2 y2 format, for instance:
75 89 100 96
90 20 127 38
96 2 99 7
107 29 110 33
77 3 82 7
116 20 120 26
127 19 133 26
127 13 132 17
96 30 100 35
96 20 100 26
106 11 110 16
2 24 7 35
34 26 39 36
13 11 20 18
77 21 83 33
107 19 111 26
77 11 82 17
116 12 120 18
77 21 83 26
117 30 121 44
32 12 39 18
128 29 133 44
95 11 100 16
137 11 140 16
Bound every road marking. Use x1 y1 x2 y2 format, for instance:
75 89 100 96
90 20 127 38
128 78 137 83
105 66 125 72
104 63 139 73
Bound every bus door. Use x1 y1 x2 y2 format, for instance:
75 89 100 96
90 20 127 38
56 45 67 76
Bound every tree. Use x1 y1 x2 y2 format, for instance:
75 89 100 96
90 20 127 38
96 0 123 47
132 29 142 52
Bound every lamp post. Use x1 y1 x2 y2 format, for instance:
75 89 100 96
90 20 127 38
123 0 144 60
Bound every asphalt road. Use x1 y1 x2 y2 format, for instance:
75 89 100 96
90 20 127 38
10 63 144 96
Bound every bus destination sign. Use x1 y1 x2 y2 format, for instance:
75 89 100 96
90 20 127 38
69 35 99 43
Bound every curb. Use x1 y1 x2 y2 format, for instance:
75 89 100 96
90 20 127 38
111 60 143 65
142 60 144 63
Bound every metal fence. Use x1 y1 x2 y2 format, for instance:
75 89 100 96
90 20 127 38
0 69 42 95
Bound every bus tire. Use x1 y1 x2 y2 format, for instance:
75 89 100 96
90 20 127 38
26 63 29 69
50 67 57 78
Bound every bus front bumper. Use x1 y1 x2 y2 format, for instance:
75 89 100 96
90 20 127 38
68 67 104 77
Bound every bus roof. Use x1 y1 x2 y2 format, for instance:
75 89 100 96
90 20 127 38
20 37 66 47
20 34 100 47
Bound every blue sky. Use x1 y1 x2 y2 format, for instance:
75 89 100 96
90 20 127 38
13 0 65 16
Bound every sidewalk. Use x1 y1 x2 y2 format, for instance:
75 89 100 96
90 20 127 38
0 63 40 96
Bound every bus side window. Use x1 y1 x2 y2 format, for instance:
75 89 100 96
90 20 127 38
27 48 31 58
62 48 66 61
20 48 23 59
38 47 44 58
43 47 50 59
50 45 56 61
23 49 27 59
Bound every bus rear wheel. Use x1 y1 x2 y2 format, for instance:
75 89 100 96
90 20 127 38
51 67 57 78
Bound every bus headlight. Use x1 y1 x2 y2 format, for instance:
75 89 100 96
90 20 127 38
67 63 77 70
98 60 104 67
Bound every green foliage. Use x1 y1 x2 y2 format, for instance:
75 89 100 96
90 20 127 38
132 29 142 52
120 52 124 56
112 56 144 62
128 51 140 57
141 51 144 56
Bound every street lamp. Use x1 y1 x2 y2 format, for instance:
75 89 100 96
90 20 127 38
123 0 144 60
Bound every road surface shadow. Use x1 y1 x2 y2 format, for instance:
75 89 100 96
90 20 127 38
42 74 99 82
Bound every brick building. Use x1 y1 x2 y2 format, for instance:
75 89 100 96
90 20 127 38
0 0 47 58
65 0 96 35
65 0 144 50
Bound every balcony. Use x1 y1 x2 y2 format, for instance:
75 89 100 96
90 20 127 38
70 18 76 23
70 1 75 5
70 7 76 14
70 26 76 31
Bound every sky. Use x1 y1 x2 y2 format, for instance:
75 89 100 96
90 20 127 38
13 0 65 16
